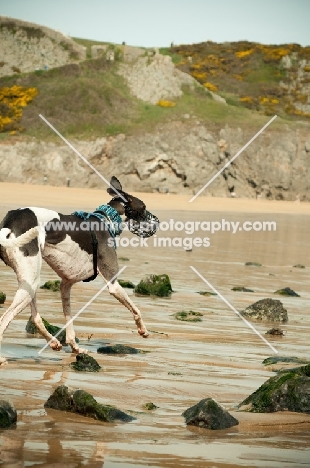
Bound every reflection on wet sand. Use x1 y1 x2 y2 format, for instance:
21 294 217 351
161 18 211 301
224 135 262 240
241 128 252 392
0 189 310 467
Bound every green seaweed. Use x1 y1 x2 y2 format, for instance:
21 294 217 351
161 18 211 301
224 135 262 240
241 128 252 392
134 274 172 297
0 400 17 429
40 280 61 292
239 364 310 413
70 353 101 372
44 385 134 422
174 311 203 322
143 402 158 410
97 344 139 354
0 292 6 304
118 279 135 289
274 287 300 297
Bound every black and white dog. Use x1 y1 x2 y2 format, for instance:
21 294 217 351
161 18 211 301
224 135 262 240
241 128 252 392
0 177 158 365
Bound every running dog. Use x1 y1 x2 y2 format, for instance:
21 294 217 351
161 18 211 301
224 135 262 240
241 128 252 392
0 176 158 365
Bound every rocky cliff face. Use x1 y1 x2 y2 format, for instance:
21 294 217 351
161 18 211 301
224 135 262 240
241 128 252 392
0 16 86 77
1 121 309 200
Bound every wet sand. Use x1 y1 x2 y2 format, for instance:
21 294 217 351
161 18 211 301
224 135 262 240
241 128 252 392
0 183 310 467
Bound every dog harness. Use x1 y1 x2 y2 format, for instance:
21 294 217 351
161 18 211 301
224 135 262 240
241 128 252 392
72 205 123 282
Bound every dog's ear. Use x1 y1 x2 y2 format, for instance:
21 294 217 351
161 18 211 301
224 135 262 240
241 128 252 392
107 176 123 196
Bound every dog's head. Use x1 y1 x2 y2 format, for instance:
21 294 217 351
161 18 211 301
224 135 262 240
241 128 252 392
107 176 159 238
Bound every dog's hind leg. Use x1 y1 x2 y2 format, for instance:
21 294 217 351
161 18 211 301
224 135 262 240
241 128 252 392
60 279 88 354
30 296 62 351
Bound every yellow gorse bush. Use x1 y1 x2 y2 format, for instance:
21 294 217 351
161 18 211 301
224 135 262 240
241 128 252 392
0 85 38 132
157 100 176 107
235 48 254 58
203 82 218 92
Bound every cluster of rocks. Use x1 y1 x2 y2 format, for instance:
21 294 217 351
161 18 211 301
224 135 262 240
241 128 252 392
1 121 309 200
280 55 310 115
117 52 204 104
0 16 86 77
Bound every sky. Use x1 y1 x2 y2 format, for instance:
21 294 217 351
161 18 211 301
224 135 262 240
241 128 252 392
0 0 309 48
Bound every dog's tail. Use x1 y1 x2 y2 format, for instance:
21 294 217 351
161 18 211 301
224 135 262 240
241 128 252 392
0 226 40 248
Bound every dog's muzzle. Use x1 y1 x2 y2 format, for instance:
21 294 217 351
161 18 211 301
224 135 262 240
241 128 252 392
125 208 159 238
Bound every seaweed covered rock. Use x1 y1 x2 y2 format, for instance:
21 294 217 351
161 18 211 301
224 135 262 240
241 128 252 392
0 400 17 429
97 344 139 355
25 316 79 345
293 264 305 269
265 327 284 336
70 353 101 372
241 298 288 322
143 402 158 410
245 262 262 267
44 385 134 422
232 286 254 292
274 287 300 297
174 311 203 322
239 364 310 413
182 398 239 430
0 292 6 305
262 356 309 367
134 274 172 297
118 279 135 289
198 291 217 296
40 280 60 292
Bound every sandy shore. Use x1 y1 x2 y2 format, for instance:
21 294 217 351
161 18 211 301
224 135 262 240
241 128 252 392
1 182 310 214
0 182 309 467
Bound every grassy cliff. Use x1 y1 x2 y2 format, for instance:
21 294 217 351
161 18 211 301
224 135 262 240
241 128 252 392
0 39 309 140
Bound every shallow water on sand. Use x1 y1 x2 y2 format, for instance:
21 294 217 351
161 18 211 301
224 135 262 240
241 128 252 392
1 204 310 467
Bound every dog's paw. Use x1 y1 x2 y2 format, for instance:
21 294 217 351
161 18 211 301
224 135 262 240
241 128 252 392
138 329 149 338
49 340 63 351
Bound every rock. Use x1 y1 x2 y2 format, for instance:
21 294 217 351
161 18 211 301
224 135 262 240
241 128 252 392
274 287 300 297
262 356 309 366
0 400 17 429
0 292 6 304
182 398 239 430
134 274 172 297
239 364 310 413
143 402 158 410
245 262 262 267
293 264 305 268
198 291 217 296
40 280 60 292
70 353 101 372
25 316 79 345
118 279 135 289
174 311 203 322
241 298 288 322
265 327 284 336
97 344 140 355
44 385 134 422
232 286 254 292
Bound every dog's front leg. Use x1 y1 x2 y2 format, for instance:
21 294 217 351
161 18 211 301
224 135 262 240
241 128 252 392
60 279 88 354
106 280 149 338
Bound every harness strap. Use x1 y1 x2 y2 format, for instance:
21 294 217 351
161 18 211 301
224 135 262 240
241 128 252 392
83 230 98 283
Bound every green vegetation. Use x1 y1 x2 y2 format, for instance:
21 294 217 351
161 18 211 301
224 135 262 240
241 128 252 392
174 310 203 322
134 274 172 297
1 38 309 140
170 40 310 120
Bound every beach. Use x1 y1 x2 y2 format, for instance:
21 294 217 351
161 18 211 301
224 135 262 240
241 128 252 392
0 182 309 467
